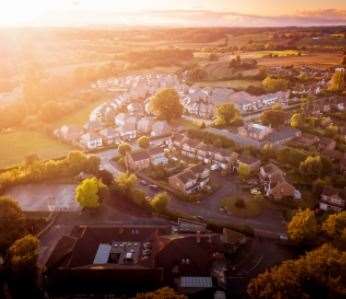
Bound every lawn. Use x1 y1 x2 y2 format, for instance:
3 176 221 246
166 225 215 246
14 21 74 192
221 195 264 218
52 99 106 127
0 130 75 169
196 79 262 90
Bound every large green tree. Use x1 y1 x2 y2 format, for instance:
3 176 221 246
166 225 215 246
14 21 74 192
247 243 346 299
214 103 240 127
9 234 39 276
328 68 345 91
148 89 183 121
290 112 304 129
262 76 289 92
75 177 105 209
136 287 187 299
118 142 132 156
322 211 346 248
137 136 150 149
299 155 324 179
150 192 169 213
0 197 26 252
260 104 287 128
115 172 137 193
287 209 319 244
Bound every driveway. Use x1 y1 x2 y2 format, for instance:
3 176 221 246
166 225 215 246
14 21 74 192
167 174 286 237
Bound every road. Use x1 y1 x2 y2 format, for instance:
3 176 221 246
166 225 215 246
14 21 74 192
95 146 286 238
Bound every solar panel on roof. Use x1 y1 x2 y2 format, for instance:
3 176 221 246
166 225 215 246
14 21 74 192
180 276 213 288
93 244 111 264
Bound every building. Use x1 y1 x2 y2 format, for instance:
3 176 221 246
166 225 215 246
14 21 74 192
238 124 273 141
320 187 346 212
79 132 103 150
126 150 151 171
99 128 121 145
151 121 172 138
169 169 199 194
168 164 211 194
44 225 224 295
54 125 83 144
148 146 169 166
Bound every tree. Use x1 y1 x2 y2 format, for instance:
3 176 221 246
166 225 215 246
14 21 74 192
328 68 345 91
148 89 183 121
322 211 346 248
341 56 346 65
214 103 240 127
118 142 132 156
115 172 137 193
238 163 252 180
290 112 303 128
0 197 26 252
262 76 289 92
150 192 169 213
299 155 324 179
9 234 38 276
248 243 346 299
75 177 105 209
96 169 114 186
287 209 319 244
138 136 150 149
136 287 187 299
260 104 287 128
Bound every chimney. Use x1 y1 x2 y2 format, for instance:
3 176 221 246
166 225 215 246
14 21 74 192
196 230 201 243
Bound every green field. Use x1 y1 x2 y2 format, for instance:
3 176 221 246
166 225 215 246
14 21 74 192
52 99 106 127
221 195 264 218
0 130 75 169
196 79 262 90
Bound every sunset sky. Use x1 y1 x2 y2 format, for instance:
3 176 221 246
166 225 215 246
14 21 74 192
1 0 346 26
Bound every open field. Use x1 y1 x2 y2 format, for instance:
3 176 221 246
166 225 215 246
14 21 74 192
196 79 262 90
221 195 264 218
0 130 75 169
52 99 106 128
258 52 342 68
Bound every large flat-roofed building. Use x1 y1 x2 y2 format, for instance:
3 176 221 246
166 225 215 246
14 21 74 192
45 225 225 296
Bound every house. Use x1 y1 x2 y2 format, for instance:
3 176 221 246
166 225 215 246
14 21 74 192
79 132 103 150
259 163 285 182
238 124 273 141
237 155 261 173
318 137 336 151
125 150 151 171
54 125 83 144
127 103 144 115
151 121 172 138
212 148 238 170
99 128 120 145
137 117 154 134
292 133 320 148
320 187 346 212
181 138 200 158
169 170 199 194
189 164 210 188
269 177 301 201
148 146 169 166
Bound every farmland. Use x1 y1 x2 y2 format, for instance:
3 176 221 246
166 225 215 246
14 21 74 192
0 130 75 169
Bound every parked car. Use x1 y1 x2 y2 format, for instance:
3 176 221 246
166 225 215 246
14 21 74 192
140 180 148 186
149 184 159 191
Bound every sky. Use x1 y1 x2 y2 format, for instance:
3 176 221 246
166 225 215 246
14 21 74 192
1 0 346 26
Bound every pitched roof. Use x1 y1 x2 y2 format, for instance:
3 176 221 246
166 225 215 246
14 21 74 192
130 150 150 161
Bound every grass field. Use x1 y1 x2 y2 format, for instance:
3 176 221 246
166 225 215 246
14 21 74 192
221 195 264 218
196 79 262 90
258 52 342 69
0 130 75 169
52 99 106 127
